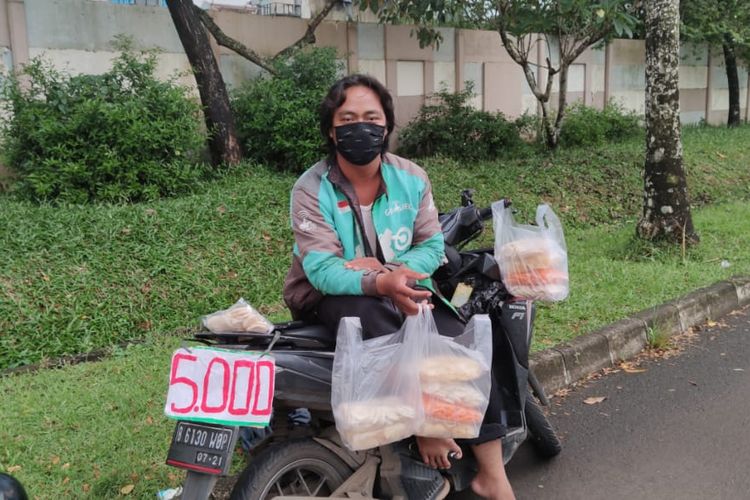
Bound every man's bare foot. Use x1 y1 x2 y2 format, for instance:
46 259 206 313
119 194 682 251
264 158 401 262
415 436 462 469
471 471 515 500
470 439 515 499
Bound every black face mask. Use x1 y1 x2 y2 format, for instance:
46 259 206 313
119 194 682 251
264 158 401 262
334 122 386 166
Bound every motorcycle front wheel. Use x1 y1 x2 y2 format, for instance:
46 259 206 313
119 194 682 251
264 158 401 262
524 395 563 458
230 438 353 500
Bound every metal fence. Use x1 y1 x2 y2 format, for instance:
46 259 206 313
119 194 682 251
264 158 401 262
110 0 168 6
257 2 302 17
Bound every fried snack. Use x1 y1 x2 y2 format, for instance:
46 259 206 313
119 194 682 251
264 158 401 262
498 238 568 301
421 381 486 407
503 268 568 287
419 355 483 383
422 394 483 424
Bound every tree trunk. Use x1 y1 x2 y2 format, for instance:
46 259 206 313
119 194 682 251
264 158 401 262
540 102 555 149
166 0 241 166
722 35 741 127
550 61 572 149
636 0 698 244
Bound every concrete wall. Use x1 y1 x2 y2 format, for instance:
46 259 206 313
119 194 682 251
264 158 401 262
1 0 748 141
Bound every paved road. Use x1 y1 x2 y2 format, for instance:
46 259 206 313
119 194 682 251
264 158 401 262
506 306 750 500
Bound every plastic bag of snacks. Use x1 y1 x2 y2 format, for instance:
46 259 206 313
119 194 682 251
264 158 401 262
416 310 492 439
492 201 569 302
332 315 426 450
201 298 273 334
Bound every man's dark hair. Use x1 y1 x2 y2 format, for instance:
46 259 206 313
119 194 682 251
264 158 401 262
320 74 395 159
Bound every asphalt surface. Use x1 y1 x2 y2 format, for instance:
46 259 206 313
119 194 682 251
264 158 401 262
505 306 750 500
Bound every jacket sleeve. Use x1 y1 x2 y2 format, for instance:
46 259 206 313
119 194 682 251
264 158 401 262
291 185 380 296
390 178 445 275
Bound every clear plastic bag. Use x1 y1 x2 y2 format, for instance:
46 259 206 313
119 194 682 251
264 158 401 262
332 315 426 450
417 311 492 439
201 298 273 334
492 201 569 302
332 307 493 449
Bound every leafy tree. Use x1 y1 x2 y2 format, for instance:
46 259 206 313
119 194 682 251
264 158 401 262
363 0 639 149
681 0 750 127
637 0 698 244
166 0 340 166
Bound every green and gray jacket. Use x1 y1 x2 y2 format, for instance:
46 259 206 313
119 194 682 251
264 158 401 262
283 153 445 318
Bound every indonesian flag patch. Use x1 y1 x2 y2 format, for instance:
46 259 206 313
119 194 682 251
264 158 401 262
337 199 351 214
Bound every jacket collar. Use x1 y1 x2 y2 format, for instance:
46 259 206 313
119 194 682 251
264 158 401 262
326 156 389 204
326 157 388 261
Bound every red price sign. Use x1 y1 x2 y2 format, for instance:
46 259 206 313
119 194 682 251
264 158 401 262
164 347 275 426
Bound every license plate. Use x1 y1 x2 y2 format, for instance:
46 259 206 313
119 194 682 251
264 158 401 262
166 421 238 475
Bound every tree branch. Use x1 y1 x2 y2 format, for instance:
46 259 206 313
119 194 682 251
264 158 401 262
544 56 556 99
498 27 545 101
192 4 277 75
564 23 610 65
273 0 339 60
495 4 539 90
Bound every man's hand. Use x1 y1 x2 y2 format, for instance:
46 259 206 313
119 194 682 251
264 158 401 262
344 257 386 272
376 266 432 315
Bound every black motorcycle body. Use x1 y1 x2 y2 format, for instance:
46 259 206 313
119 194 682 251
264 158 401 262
190 192 561 499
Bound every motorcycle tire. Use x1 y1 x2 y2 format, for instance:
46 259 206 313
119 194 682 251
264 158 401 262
524 395 562 459
230 438 353 500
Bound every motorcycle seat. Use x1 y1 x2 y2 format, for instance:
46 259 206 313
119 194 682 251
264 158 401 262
276 321 336 349
194 320 336 350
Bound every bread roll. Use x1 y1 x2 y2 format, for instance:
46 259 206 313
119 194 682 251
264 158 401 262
505 283 568 301
419 355 483 383
498 238 566 275
418 420 479 439
202 301 273 333
340 421 412 450
335 397 417 431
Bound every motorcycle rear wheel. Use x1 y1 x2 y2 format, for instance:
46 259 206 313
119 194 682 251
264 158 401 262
524 395 562 458
230 438 353 500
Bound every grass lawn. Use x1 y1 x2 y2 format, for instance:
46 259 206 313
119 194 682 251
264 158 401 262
536 200 750 346
3 125 750 369
2 126 750 497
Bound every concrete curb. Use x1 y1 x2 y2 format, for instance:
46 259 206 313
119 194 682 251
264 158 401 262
530 275 750 396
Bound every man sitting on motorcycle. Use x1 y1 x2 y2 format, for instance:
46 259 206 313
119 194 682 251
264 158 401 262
283 74 515 500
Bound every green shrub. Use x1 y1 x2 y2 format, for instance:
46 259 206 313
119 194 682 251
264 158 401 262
512 112 544 144
231 47 341 172
0 42 208 204
560 101 643 148
397 85 524 161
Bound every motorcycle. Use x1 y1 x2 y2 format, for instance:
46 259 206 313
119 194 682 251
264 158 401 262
167 190 561 499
